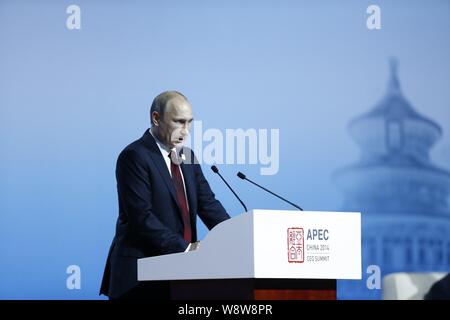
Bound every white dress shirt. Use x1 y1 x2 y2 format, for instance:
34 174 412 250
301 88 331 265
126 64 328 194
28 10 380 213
149 129 188 196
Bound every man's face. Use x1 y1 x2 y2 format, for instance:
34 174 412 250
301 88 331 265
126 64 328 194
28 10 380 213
153 97 193 149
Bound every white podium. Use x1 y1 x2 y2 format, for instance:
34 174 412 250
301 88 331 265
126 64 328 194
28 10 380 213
138 209 361 299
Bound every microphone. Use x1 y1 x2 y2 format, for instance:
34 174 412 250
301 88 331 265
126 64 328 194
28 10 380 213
211 165 248 212
237 171 303 211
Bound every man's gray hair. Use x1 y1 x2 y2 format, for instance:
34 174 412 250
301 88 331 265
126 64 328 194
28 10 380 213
150 91 187 125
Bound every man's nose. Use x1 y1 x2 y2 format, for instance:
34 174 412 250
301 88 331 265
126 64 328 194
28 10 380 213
180 127 189 136
181 123 191 133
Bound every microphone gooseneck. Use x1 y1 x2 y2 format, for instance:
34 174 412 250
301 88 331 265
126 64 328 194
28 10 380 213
211 166 248 212
236 171 303 211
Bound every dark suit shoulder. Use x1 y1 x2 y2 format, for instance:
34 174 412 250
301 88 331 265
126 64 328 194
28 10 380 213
117 135 151 163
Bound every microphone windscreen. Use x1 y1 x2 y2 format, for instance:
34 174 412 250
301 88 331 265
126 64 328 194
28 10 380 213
211 165 219 173
237 172 246 179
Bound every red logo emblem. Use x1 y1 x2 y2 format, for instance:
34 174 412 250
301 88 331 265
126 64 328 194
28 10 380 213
287 228 304 263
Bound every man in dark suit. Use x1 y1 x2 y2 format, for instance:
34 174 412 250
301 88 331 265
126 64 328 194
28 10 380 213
100 91 230 300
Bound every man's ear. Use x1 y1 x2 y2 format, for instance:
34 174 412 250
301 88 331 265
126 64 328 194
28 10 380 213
152 111 160 126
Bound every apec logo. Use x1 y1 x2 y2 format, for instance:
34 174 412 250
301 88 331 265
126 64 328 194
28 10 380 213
288 228 331 263
306 229 329 241
287 228 304 263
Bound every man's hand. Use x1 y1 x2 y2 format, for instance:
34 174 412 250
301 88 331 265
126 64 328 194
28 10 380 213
188 241 201 251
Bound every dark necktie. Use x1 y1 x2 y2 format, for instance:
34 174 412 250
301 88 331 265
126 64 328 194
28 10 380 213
169 151 192 243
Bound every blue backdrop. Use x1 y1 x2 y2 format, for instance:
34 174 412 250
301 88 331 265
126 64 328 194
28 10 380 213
1 0 449 299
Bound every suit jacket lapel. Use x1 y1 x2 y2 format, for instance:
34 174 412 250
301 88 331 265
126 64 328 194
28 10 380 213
141 130 180 209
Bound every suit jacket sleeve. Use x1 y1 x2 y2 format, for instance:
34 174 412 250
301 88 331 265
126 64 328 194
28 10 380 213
116 149 189 254
192 153 231 229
